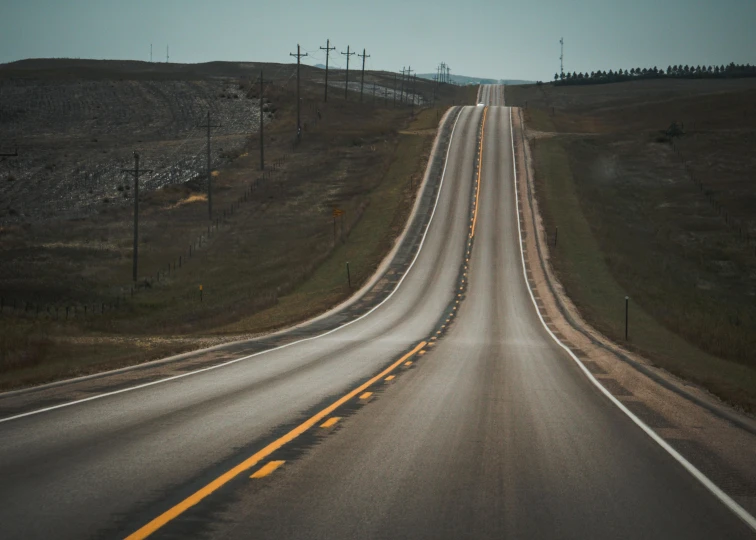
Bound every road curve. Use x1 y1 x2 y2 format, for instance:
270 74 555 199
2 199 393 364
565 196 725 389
187 92 753 539
0 107 483 539
1 87 753 539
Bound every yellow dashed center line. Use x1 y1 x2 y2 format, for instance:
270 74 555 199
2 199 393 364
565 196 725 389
125 340 426 539
320 417 340 429
250 460 285 479
404 361 413 366
385 375 395 382
359 391 373 400
470 106 488 238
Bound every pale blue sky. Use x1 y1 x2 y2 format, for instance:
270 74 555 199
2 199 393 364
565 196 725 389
1 0 754 81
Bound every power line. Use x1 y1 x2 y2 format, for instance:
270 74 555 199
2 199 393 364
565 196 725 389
319 39 336 103
341 45 356 100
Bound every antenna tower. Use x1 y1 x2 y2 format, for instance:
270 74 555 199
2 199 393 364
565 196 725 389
559 38 564 78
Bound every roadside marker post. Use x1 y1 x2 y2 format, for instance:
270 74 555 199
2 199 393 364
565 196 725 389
333 208 344 243
200 285 203 303
625 296 629 340
346 262 351 289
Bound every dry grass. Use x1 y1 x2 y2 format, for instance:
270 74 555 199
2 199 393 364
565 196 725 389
0 61 469 389
509 79 756 411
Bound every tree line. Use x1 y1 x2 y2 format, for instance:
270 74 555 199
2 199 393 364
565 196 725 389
553 63 756 85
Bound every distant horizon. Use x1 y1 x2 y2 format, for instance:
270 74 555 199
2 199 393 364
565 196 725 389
0 56 538 84
1 1 754 81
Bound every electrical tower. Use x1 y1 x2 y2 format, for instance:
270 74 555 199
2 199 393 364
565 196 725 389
320 39 336 102
341 46 355 100
560 37 564 79
358 48 370 103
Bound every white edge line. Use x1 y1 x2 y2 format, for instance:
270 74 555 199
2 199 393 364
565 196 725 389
507 106 756 532
0 108 468 425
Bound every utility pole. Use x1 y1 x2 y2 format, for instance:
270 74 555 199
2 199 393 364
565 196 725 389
289 44 308 139
258 70 271 170
358 48 370 102
320 39 336 102
122 152 152 282
393 73 398 107
410 74 417 113
560 37 564 79
198 111 221 219
399 67 406 104
150 44 152 62
405 67 414 105
341 46 355 100
166 45 169 63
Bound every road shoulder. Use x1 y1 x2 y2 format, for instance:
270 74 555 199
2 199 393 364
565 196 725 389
511 106 756 518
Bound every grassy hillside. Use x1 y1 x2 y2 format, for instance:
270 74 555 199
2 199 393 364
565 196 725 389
507 79 756 411
0 60 468 389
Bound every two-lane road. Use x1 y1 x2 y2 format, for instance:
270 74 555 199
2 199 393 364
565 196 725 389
190 95 754 539
1 87 753 539
0 107 483 539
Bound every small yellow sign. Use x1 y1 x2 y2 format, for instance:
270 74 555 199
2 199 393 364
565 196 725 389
199 285 203 291
332 208 344 218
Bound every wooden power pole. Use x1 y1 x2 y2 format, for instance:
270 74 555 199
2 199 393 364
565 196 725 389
198 111 221 219
122 152 152 282
358 48 370 102
341 45 355 100
290 44 308 139
258 70 271 170
320 39 336 102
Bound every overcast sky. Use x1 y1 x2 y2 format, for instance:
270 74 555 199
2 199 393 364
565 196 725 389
1 0 754 81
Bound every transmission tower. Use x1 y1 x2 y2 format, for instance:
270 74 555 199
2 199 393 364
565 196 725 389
560 38 564 79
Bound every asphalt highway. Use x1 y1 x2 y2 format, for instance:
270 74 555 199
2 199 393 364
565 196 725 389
0 87 752 539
